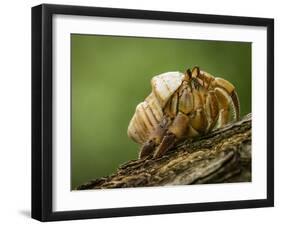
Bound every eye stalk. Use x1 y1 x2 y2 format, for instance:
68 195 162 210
183 66 200 82
183 68 192 81
192 66 200 78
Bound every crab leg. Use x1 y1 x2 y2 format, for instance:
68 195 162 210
153 133 177 158
190 108 208 133
231 90 240 120
139 140 156 159
139 117 171 159
205 90 219 132
153 112 190 158
214 87 233 127
212 77 240 121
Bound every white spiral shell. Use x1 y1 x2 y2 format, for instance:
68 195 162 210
127 72 184 144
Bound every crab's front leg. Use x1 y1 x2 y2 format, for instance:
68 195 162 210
153 85 203 158
212 77 240 122
139 109 192 159
139 140 156 159
153 112 189 158
139 117 171 159
153 110 208 159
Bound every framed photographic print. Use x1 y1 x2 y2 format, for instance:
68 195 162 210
32 4 274 221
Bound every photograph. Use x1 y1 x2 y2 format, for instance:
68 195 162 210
71 34 252 190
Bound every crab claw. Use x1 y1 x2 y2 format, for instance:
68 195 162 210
139 140 156 159
153 133 176 159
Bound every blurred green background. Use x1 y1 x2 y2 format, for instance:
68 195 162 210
71 34 251 189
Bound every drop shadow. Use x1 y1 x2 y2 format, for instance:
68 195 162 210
19 209 30 218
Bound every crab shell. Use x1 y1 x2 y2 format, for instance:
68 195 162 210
127 72 184 144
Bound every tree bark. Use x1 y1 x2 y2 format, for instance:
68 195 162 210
76 113 251 190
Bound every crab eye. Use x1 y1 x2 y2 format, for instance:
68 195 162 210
184 69 192 81
192 66 200 78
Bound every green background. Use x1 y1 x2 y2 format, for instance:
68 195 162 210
71 34 251 189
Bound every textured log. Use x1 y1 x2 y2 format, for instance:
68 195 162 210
77 113 251 190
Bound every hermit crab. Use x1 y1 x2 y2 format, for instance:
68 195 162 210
127 67 240 159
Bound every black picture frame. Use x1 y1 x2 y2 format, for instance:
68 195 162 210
32 3 274 222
